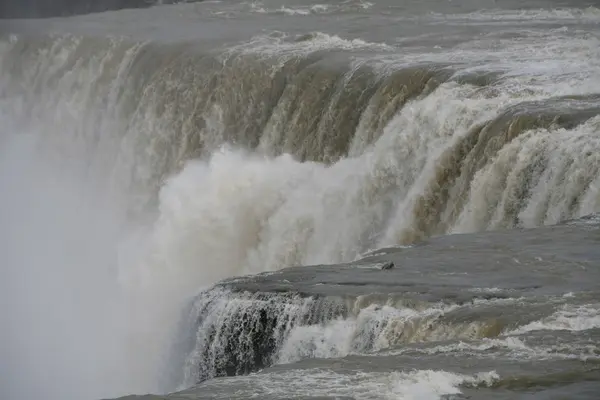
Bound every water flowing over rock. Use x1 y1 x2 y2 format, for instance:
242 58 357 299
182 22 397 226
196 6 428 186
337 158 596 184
1 2 600 399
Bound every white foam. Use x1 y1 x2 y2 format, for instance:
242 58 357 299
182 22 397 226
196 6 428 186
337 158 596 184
354 245 413 260
510 304 600 334
425 7 600 24
199 368 499 399
563 214 600 228
383 336 599 362
387 336 529 355
223 31 394 59
369 30 600 97
275 5 331 16
246 1 372 16
468 287 509 294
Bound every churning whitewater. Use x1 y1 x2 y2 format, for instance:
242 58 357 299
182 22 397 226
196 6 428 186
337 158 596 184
1 0 599 399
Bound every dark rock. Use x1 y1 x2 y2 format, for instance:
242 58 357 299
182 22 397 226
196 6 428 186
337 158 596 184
380 261 395 270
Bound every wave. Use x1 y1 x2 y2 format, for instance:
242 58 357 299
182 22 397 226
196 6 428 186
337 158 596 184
246 1 373 16
424 7 600 24
384 333 600 362
509 304 600 334
190 368 500 400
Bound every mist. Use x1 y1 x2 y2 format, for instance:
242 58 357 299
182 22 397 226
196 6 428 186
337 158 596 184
0 101 225 400
0 128 138 399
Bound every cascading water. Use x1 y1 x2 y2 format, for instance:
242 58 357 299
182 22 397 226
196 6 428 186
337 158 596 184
1 2 600 399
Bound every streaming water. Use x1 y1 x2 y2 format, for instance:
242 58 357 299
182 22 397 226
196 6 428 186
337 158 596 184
0 1 599 399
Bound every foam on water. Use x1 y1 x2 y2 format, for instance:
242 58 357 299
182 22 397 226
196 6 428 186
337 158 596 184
254 4 330 16
246 0 372 16
371 30 600 95
384 336 600 362
197 368 499 399
223 31 394 59
386 336 530 355
510 304 600 334
425 7 600 24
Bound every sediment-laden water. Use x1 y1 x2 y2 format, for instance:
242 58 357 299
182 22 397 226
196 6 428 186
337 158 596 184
0 1 599 399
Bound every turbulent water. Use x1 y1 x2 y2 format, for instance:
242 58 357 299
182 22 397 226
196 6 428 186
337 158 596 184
0 0 599 399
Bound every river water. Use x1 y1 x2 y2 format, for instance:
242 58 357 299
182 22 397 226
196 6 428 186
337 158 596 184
0 1 599 399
